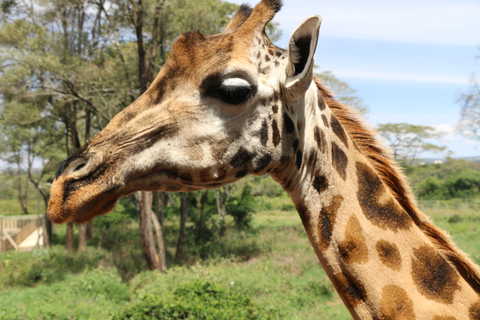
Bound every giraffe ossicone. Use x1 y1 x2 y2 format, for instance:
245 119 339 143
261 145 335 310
47 0 480 318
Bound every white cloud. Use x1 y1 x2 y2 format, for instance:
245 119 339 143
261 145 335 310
433 123 457 142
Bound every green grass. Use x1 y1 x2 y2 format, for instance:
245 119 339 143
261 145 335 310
425 208 480 265
0 268 129 319
1 206 479 319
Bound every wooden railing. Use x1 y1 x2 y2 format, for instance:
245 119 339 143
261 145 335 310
0 215 44 253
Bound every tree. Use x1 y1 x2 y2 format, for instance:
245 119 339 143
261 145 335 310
227 184 255 229
377 123 448 164
175 192 193 261
316 70 369 116
458 49 480 141
213 185 233 223
0 0 281 265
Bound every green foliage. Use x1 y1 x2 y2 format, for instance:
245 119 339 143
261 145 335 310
89 201 148 279
187 203 219 259
316 70 369 115
377 122 448 163
407 160 480 199
0 247 108 289
0 268 129 320
227 184 256 229
448 214 463 224
112 280 276 320
281 203 295 211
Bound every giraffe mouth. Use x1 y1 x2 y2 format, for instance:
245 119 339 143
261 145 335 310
47 175 122 225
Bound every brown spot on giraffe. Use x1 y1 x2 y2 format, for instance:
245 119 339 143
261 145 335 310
272 104 279 114
470 301 480 320
293 139 299 153
433 316 457 320
312 173 328 194
318 93 326 111
186 145 205 161
331 115 349 147
209 138 230 162
411 244 460 304
377 285 415 320
317 195 344 250
356 162 412 231
260 119 269 147
322 114 329 127
307 149 317 167
333 269 367 308
272 119 280 146
284 112 295 133
295 150 303 170
376 240 401 271
254 153 272 173
314 126 327 153
332 142 348 181
338 215 368 264
230 147 256 168
236 169 249 179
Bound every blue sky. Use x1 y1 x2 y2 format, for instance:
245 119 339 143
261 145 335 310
231 0 480 158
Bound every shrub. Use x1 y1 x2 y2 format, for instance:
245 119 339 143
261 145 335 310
111 280 277 320
0 247 108 288
281 203 295 211
227 184 256 229
448 214 463 224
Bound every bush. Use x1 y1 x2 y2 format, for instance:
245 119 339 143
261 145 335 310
0 247 108 288
227 184 256 229
281 203 295 211
0 268 129 320
111 280 277 320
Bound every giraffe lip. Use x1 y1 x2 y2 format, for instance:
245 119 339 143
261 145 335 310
47 210 73 224
47 184 122 224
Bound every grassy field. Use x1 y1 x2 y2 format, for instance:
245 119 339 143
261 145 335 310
0 203 479 319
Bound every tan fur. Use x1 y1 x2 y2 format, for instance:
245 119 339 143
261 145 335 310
314 76 480 291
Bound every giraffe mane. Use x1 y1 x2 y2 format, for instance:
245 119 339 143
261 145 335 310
313 77 480 291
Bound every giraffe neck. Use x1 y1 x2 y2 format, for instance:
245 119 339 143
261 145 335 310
271 82 480 319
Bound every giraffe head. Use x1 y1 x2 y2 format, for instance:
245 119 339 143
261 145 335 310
47 0 321 224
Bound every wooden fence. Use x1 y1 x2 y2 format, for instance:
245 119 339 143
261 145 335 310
0 215 44 253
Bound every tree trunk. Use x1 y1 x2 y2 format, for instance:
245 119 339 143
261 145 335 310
78 224 87 252
139 191 160 270
44 214 52 248
214 185 232 222
153 191 169 232
151 212 167 272
66 223 75 252
175 192 193 262
86 224 94 240
16 157 29 215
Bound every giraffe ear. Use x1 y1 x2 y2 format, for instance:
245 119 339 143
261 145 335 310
284 16 322 102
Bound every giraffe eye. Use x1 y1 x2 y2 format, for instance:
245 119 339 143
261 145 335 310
216 78 254 105
73 163 86 173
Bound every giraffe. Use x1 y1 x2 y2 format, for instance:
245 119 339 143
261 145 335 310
47 0 480 318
